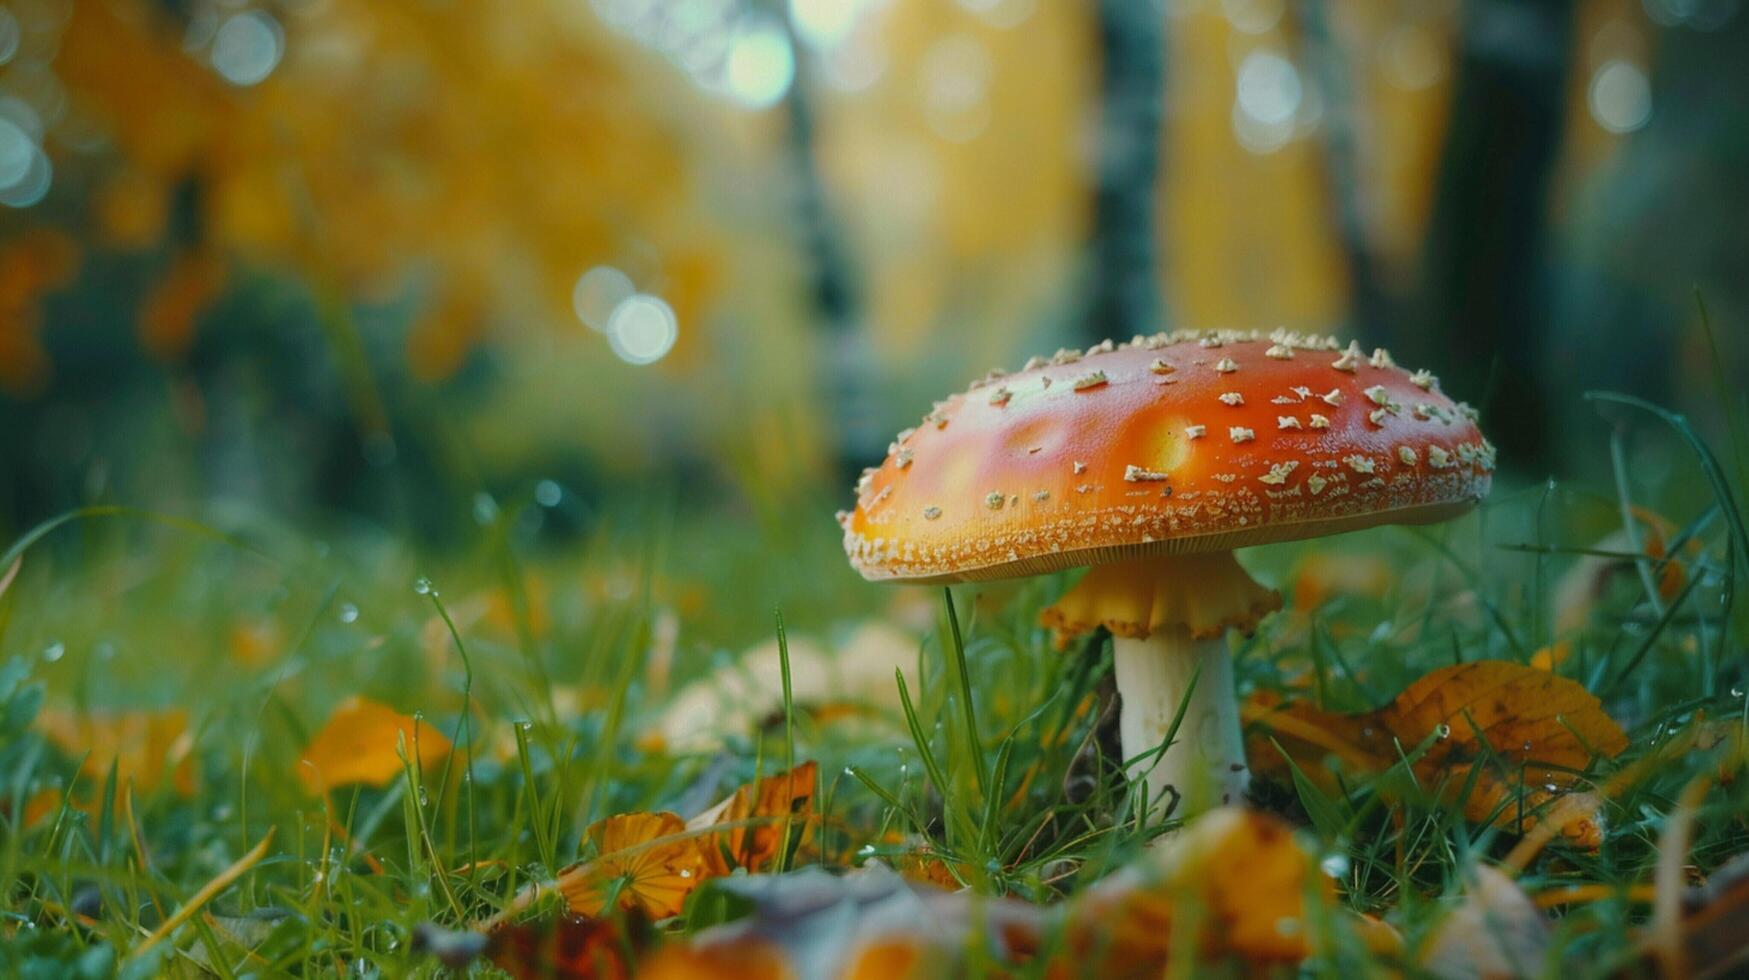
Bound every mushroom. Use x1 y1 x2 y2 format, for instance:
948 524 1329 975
838 330 1493 820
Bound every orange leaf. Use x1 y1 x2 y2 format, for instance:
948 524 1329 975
1383 661 1627 776
688 761 818 876
37 707 197 798
1246 661 1628 845
559 812 709 920
297 696 452 795
1063 808 1331 973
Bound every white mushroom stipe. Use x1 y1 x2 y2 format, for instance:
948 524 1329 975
1113 630 1249 819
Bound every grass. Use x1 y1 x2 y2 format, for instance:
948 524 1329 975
0 400 1747 978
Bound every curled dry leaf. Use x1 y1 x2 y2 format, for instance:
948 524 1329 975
37 706 197 799
297 695 452 795
1418 866 1549 980
687 761 818 876
1246 661 1627 846
560 812 709 920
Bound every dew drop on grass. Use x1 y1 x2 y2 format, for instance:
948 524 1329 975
1320 854 1350 877
418 787 430 807
1732 687 1745 698
1544 783 1559 793
856 844 876 857
1434 723 1451 740
842 766 854 776
472 492 500 525
40 642 64 662
413 577 435 596
338 602 359 624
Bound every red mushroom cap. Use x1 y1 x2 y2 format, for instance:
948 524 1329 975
840 331 1493 583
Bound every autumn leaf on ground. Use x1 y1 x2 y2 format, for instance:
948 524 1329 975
687 761 818 876
1245 661 1627 845
482 912 651 980
37 707 197 799
1418 866 1549 980
558 812 710 920
1063 807 1335 973
297 695 452 795
1646 850 1749 978
637 863 1038 980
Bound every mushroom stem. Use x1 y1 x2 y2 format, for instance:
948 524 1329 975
1113 628 1249 819
1039 551 1277 823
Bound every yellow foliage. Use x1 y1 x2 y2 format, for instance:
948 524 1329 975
37 706 197 798
560 812 709 920
297 695 452 795
1064 808 1330 972
1246 661 1629 845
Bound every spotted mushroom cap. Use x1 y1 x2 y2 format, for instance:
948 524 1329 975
839 330 1493 583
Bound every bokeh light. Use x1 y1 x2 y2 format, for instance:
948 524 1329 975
210 10 285 87
1232 48 1301 153
573 266 637 332
723 18 795 109
1588 59 1652 134
605 294 679 365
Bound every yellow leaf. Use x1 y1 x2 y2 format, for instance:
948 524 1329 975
297 696 451 795
1065 808 1330 971
559 812 709 921
38 707 197 799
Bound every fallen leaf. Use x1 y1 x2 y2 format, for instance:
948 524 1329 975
560 812 710 920
1668 851 1749 979
297 696 452 795
37 706 197 798
688 761 818 876
1064 807 1331 972
483 913 650 980
1246 661 1627 845
639 863 1036 979
636 937 794 980
1418 866 1549 980
654 621 919 752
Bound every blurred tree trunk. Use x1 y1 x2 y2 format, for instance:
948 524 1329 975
780 39 880 481
1297 2 1392 346
1085 0 1166 344
1417 0 1575 468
